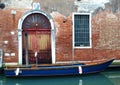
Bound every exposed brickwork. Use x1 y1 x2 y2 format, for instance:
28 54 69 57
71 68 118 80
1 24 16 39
52 11 120 61
94 11 120 50
0 8 27 63
0 8 120 64
51 12 73 61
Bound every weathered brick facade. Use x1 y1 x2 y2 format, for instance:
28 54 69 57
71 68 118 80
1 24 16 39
52 11 120 61
0 1 120 64
0 8 27 63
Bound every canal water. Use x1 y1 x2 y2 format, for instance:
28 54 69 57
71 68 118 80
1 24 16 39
0 68 120 85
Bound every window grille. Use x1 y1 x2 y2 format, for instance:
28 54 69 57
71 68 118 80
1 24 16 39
73 13 92 48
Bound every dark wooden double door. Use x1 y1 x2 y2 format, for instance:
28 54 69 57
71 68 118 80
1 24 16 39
22 13 52 64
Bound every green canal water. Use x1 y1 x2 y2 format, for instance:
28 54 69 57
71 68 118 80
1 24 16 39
0 68 120 85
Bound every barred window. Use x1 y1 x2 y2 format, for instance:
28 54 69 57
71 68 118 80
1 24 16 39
73 13 92 48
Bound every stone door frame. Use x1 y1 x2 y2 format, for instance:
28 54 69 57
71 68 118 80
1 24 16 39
18 10 55 65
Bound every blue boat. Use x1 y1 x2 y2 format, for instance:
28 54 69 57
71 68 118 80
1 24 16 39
4 58 114 77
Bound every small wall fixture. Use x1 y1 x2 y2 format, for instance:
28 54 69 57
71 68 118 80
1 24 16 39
0 3 5 9
11 10 16 15
32 2 40 10
10 31 15 35
4 40 8 44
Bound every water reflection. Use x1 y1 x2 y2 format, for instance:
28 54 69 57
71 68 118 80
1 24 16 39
0 73 115 85
102 69 120 85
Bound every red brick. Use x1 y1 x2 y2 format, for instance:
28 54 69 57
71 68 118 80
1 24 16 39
0 9 120 63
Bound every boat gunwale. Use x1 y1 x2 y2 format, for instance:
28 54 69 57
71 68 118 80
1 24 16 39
4 58 114 70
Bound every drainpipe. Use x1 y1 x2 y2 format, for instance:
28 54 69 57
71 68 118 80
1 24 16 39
25 32 29 67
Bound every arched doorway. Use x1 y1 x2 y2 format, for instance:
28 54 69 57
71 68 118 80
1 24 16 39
22 13 52 64
18 3 55 65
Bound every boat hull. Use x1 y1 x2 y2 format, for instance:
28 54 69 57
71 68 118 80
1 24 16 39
4 59 114 77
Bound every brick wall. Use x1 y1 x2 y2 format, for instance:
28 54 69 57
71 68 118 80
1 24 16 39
51 11 120 61
0 8 27 63
0 7 120 64
51 12 73 61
